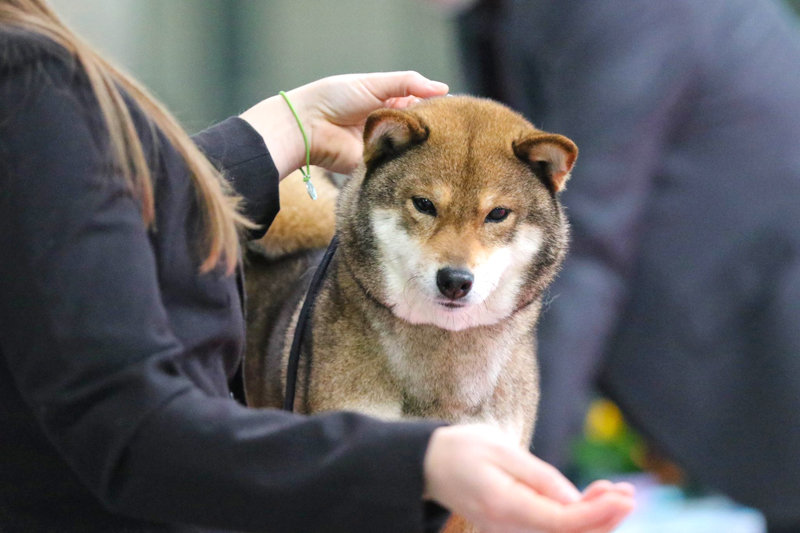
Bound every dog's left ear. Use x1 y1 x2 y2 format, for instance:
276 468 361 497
363 109 429 169
513 132 578 193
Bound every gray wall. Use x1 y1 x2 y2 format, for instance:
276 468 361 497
50 0 465 133
48 0 800 134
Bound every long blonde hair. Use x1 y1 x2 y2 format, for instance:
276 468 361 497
0 0 256 273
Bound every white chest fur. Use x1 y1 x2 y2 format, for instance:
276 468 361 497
376 325 515 411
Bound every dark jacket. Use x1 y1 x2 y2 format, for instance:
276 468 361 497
459 0 800 525
0 29 444 532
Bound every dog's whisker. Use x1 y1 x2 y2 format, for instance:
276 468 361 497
401 275 425 309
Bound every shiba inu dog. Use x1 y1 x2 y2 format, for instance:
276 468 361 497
244 96 576 529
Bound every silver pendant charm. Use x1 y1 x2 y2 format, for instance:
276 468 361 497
305 179 318 201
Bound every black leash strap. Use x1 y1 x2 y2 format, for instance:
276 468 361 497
282 235 339 412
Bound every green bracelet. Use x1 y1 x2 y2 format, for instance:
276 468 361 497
279 90 317 200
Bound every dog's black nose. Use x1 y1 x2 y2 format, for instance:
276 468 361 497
436 268 474 300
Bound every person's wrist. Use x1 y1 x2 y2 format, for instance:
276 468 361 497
240 91 307 179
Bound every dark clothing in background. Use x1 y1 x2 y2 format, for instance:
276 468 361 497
0 29 445 532
459 0 800 526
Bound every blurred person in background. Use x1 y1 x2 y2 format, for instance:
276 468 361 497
433 0 800 530
0 0 638 531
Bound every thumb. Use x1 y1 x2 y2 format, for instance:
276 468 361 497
500 448 582 504
359 71 449 102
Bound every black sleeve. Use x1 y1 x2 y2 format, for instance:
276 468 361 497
192 117 280 239
0 44 445 532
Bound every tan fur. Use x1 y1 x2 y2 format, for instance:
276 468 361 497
245 97 577 533
254 167 338 259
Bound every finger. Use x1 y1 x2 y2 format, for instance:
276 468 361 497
612 482 636 497
557 493 635 533
582 480 616 501
385 95 423 109
581 483 636 533
500 487 634 533
584 481 636 502
500 448 581 504
359 71 449 102
585 496 637 533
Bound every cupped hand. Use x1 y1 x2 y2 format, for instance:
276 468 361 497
424 425 635 533
241 72 449 178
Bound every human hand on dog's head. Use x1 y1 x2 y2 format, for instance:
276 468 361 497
424 425 635 533
240 72 449 179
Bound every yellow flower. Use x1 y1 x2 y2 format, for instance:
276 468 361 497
585 399 625 442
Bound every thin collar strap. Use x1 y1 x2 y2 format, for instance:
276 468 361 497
283 235 339 412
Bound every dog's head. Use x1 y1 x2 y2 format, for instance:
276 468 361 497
337 96 576 332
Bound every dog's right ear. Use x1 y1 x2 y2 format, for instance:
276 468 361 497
363 109 429 169
513 132 578 194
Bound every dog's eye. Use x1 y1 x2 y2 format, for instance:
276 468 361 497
412 197 437 216
485 207 510 223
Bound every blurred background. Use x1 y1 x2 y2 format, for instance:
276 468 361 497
48 1 800 532
50 0 466 133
